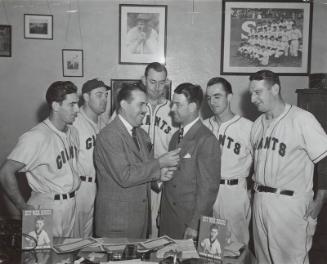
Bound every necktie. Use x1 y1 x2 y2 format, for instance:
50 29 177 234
132 127 140 151
178 127 184 143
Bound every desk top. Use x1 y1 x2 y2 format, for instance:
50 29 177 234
1 238 253 264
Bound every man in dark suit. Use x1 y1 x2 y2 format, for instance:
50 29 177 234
159 83 221 239
94 83 180 239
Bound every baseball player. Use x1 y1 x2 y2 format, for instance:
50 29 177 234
73 78 109 237
289 24 302 57
249 70 327 264
0 81 80 237
203 77 253 246
141 62 178 237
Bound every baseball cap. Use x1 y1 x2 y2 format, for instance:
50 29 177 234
82 78 110 94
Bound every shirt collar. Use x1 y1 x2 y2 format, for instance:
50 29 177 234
118 114 133 136
182 117 200 136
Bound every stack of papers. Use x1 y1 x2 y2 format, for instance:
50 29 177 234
156 239 199 260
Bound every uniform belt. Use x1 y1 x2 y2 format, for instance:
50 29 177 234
80 176 96 183
255 184 294 196
54 191 75 200
220 179 239 185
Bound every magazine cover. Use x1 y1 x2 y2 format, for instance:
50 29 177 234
197 216 227 261
22 209 53 250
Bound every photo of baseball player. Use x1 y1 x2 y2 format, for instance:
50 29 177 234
249 70 327 264
203 77 253 246
200 224 222 257
0 81 80 237
73 78 110 238
26 216 51 248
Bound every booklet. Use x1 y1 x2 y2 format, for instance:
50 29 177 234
21 209 53 250
197 216 227 261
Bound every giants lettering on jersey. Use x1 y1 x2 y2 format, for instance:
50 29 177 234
86 135 96 150
254 136 286 157
144 115 172 134
56 146 78 169
218 134 241 155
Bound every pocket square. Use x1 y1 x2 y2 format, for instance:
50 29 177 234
183 153 191 158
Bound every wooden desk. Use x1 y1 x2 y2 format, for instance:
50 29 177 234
2 239 253 264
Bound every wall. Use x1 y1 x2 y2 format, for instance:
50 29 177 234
0 0 326 217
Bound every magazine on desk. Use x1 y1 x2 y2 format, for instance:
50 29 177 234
197 216 227 261
22 209 53 250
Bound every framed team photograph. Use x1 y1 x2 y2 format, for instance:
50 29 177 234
24 14 53 40
62 49 84 77
221 0 313 75
110 78 171 114
0 25 11 57
119 4 167 65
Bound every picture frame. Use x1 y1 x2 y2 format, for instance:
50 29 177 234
0 25 11 57
221 0 313 75
119 4 167 65
24 14 53 40
62 49 84 77
110 79 171 114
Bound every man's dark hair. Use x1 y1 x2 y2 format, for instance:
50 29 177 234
249 70 281 89
207 77 233 94
174 83 203 109
210 224 219 231
145 62 168 78
116 82 146 112
46 81 77 108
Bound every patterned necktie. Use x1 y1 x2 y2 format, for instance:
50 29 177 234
178 127 184 143
132 127 140 151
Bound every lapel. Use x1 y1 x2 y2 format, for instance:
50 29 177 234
114 116 144 160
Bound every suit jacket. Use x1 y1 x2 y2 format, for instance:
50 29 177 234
94 116 160 238
159 119 221 239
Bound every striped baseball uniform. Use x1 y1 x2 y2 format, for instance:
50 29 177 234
250 104 327 264
8 118 80 237
203 115 253 245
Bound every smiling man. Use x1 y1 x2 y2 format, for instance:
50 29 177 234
159 83 221 239
94 82 180 238
203 77 253 246
249 70 327 264
0 81 80 237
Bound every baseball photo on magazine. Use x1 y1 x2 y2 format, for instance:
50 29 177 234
22 209 53 250
197 216 227 261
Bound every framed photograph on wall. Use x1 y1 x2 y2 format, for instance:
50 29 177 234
221 0 312 75
62 49 84 77
110 79 171 114
0 25 11 57
24 14 53 40
119 4 167 65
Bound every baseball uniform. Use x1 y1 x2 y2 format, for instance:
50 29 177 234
203 115 253 245
8 118 80 237
73 108 106 237
141 100 177 237
251 104 327 264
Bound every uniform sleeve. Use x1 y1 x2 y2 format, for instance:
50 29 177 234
297 111 327 163
94 130 161 188
7 131 45 172
187 134 221 229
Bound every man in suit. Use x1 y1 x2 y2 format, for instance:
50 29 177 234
159 83 221 239
94 83 180 239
